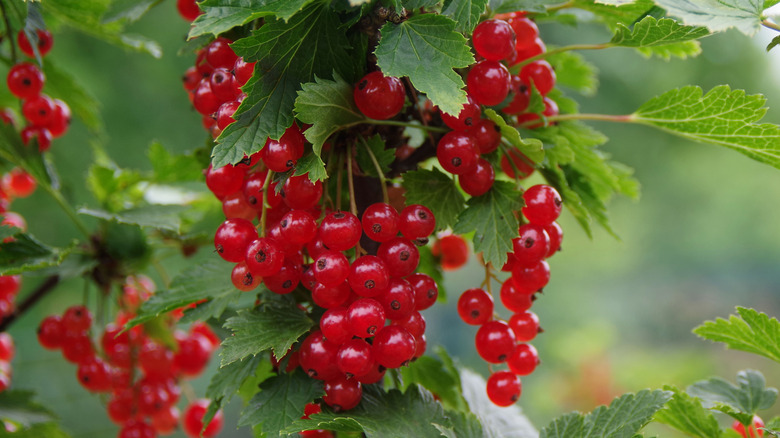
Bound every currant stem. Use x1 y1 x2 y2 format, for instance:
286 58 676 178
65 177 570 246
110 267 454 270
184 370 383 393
509 43 610 73
345 144 363 257
336 152 344 211
43 185 93 240
762 18 780 33
260 170 274 237
359 135 390 204
543 0 575 13
0 275 59 332
370 119 448 133
518 112 633 129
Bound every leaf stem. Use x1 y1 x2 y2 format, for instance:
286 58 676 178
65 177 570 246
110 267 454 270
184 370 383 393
41 184 93 239
544 0 575 13
346 144 363 257
509 43 611 73
370 119 448 133
518 112 633 128
359 136 390 204
260 170 274 237
336 152 344 211
762 18 780 33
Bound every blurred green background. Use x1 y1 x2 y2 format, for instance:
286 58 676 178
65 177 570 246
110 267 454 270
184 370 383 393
5 2 780 437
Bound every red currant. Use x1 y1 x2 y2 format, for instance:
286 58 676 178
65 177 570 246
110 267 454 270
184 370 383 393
299 331 340 381
347 298 385 338
398 204 435 240
17 29 54 58
469 119 501 154
543 222 563 257
507 343 539 376
472 19 516 61
336 338 374 378
372 325 416 369
459 158 495 197
467 60 510 106
406 273 438 311
323 376 362 412
511 260 550 294
177 0 201 21
457 288 493 325
377 237 420 278
183 399 223 438
281 174 322 210
7 63 44 99
437 131 479 175
431 235 469 271
353 71 406 120
362 202 399 242
512 224 550 268
245 237 285 277
500 278 534 313
378 278 416 320
523 184 562 225
475 320 516 363
320 211 362 252
320 307 352 345
312 281 351 309
486 371 522 406
348 255 390 297
313 250 350 287
440 95 481 131
519 60 556 96
214 218 257 263
500 149 534 179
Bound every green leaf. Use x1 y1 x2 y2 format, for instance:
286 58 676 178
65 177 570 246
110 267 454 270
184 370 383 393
356 134 395 178
294 72 366 177
205 355 264 426
570 0 656 30
189 0 316 38
610 17 709 60
404 0 442 10
654 0 765 36
0 391 57 428
285 384 451 437
399 355 468 411
484 109 544 163
653 385 722 438
220 301 313 366
401 168 466 231
293 153 328 182
0 121 52 188
688 370 778 423
768 35 780 52
441 0 489 33
415 245 447 302
0 233 76 276
631 86 780 170
147 142 205 183
0 422 71 438
212 2 352 168
434 410 484 438
128 260 239 327
375 14 473 116
489 0 555 13
546 50 599 96
454 180 521 267
693 307 780 364
78 205 186 233
239 370 324 435
42 61 103 133
539 389 672 438
102 0 162 24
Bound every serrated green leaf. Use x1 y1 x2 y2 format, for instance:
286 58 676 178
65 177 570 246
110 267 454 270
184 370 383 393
441 0 489 32
86 163 144 211
0 391 57 428
688 370 778 422
189 0 316 38
221 303 313 366
212 3 352 168
375 14 473 116
489 0 555 13
42 60 103 133
546 50 599 96
570 0 656 29
693 307 780 364
0 232 76 276
356 134 395 178
635 41 702 60
631 86 780 170
239 370 324 435
654 385 722 438
128 260 239 327
79 205 186 233
102 0 162 24
401 168 466 231
540 413 585 438
0 121 52 188
654 0 764 36
484 109 544 162
294 73 366 171
434 411 484 438
453 180 521 267
610 16 708 60
399 355 468 411
404 0 442 9
147 142 204 183
204 355 264 428
293 153 328 182
285 384 450 437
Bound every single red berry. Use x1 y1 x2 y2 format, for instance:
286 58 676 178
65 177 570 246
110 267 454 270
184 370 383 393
486 371 522 406
354 71 406 120
17 29 54 58
431 235 469 271
151 405 180 436
119 420 157 438
437 131 480 175
0 275 21 301
348 255 390 297
472 19 516 61
392 310 426 338
222 191 255 221
519 60 556 96
356 361 386 384
523 184 563 225
459 158 495 197
467 60 510 106
508 311 540 342
0 333 13 362
214 218 258 263
517 96 559 129
299 331 341 381
62 305 92 334
313 250 350 287
231 261 261 291
77 356 112 392
320 306 352 345
234 57 255 86
347 298 386 338
263 257 302 294
7 63 44 99
733 417 765 438
320 211 362 252
245 237 285 277
500 278 534 313
469 119 501 154
511 260 550 294
22 94 55 127
205 163 246 199
440 95 481 131
378 278 416 320
510 37 546 66
281 174 322 210
209 67 240 102
323 376 362 412
398 204 435 240
174 333 213 377
372 325 416 369
107 389 135 424
46 99 71 138
206 37 238 70
406 273 438 311
279 210 318 246
139 340 175 378
457 288 493 325
261 125 305 172
312 281 351 309
337 338 374 378
183 399 223 438
362 202 399 242
61 331 95 364
20 126 52 151
192 78 221 115
177 0 201 21
512 224 550 268
377 238 420 278
37 315 64 350
475 320 516 363
182 66 201 91
507 343 539 376
504 77 530 115
508 17 539 48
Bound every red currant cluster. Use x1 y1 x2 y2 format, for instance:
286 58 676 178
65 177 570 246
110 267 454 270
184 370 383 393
457 184 563 406
4 29 71 151
182 37 255 140
733 416 765 438
36 276 223 438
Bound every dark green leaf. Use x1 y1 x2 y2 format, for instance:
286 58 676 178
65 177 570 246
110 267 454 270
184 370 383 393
220 302 313 366
454 180 521 267
79 205 186 233
147 142 205 183
102 0 162 24
128 260 239 327
212 3 352 168
415 245 447 302
189 0 315 38
610 16 709 48
285 384 450 437
401 168 466 231
42 61 103 133
356 135 395 178
631 86 780 170
546 49 599 96
653 385 722 438
400 355 468 411
0 391 57 428
654 0 764 36
434 410 484 438
484 109 544 162
239 370 324 435
204 355 264 427
688 370 777 422
375 14 473 116
404 0 442 10
441 0 489 33
768 35 780 52
489 0 555 13
293 153 328 182
0 233 76 276
693 307 780 364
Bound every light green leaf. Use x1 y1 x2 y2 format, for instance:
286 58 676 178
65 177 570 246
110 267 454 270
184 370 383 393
356 134 395 178
441 0 489 32
489 0 556 13
570 0 656 29
147 142 205 183
189 0 316 38
453 180 522 267
635 41 702 60
239 370 324 435
375 14 473 116
294 73 366 176
220 301 313 366
540 413 584 438
654 385 722 438
127 260 239 327
285 385 450 437
204 355 265 428
401 168 466 231
767 35 780 52
546 50 599 96
693 307 780 364
631 86 780 170
654 0 765 36
102 0 162 24
78 205 187 233
610 16 708 59
688 370 778 423
484 109 544 162
212 2 352 168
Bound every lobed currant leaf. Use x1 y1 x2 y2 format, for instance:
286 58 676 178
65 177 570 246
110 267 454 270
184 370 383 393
631 85 780 170
688 369 778 423
102 0 159 24
441 0 489 33
213 2 352 168
654 0 767 36
693 307 780 364
546 50 599 96
401 168 466 231
147 142 205 183
484 109 544 163
653 385 722 438
0 233 76 276
433 411 484 438
239 370 324 435
79 205 187 234
189 0 316 38
454 181 521 268
220 300 313 366
569 0 656 30
375 14 473 116
489 0 555 13
404 0 442 10
610 17 709 49
356 134 395 178
399 355 468 411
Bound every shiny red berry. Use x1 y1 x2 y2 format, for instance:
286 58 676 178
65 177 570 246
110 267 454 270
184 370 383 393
467 60 510 106
486 371 522 406
354 71 406 120
457 288 493 325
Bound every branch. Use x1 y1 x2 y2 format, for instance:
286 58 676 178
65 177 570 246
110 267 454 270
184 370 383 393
0 275 60 332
